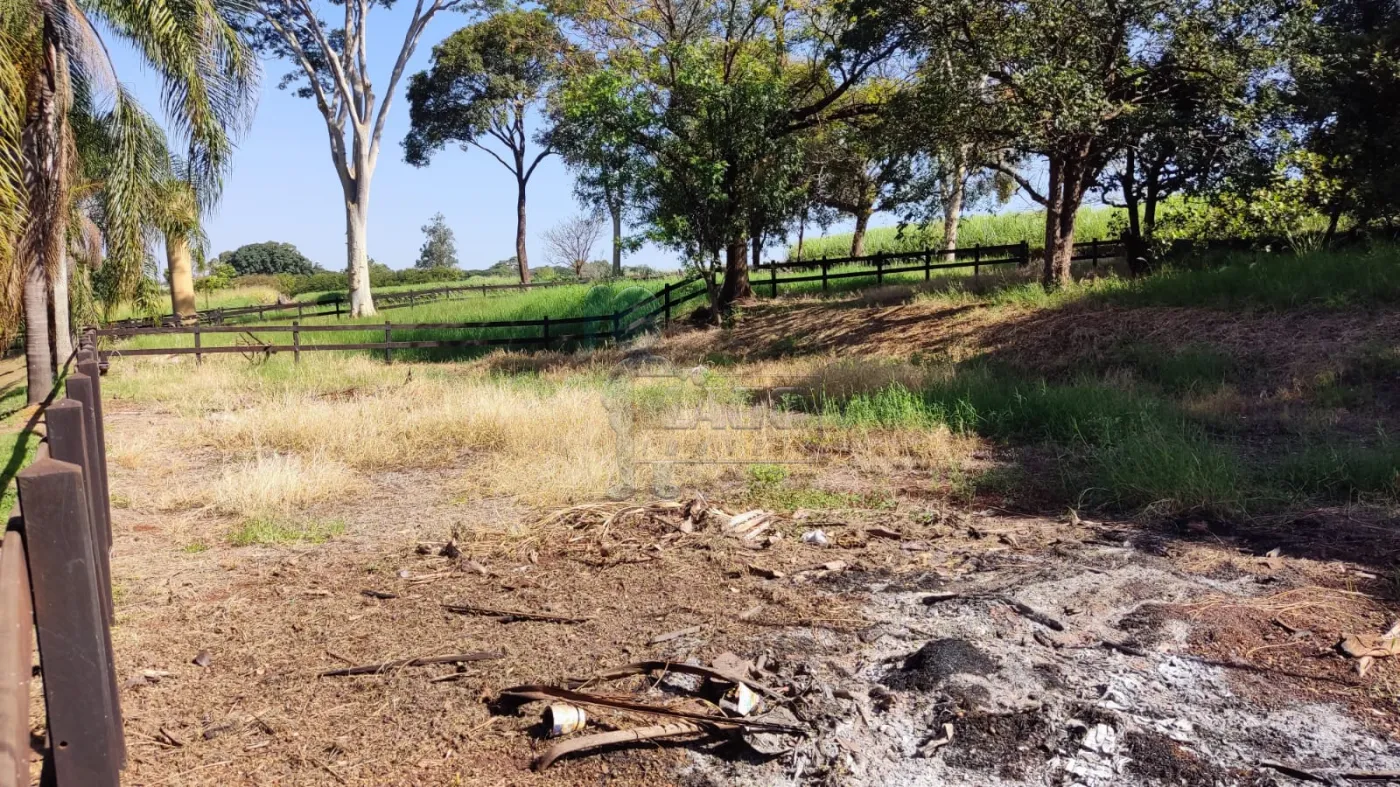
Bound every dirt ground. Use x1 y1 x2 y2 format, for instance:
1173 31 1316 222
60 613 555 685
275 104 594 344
49 293 1400 786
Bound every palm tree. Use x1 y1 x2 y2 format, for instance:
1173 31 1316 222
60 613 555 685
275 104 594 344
2 0 256 403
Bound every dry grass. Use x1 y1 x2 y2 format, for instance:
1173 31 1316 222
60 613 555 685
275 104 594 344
205 452 357 517
104 352 976 509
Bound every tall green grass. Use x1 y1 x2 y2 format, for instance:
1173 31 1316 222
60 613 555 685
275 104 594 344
789 206 1122 260
108 279 671 361
810 367 1246 514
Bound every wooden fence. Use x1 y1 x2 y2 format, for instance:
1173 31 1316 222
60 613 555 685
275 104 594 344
89 240 1126 363
0 339 122 787
106 273 677 330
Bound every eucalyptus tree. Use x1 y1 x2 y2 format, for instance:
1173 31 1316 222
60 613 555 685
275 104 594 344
239 0 487 315
551 0 903 307
4 0 255 402
403 9 569 283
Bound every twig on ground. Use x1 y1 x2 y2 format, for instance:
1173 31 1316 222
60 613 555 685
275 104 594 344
441 602 590 624
317 651 504 677
533 722 712 771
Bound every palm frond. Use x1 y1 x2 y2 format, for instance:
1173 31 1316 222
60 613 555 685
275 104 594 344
80 0 259 209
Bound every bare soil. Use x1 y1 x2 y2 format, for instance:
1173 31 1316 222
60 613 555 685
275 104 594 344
72 411 1400 786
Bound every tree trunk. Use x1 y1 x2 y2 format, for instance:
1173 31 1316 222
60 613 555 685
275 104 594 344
24 262 51 403
167 232 196 321
52 251 71 364
346 200 376 317
718 237 751 306
752 232 763 274
515 178 531 284
851 209 872 257
1324 197 1344 247
796 204 807 261
1122 147 1141 241
610 200 623 277
21 26 64 404
942 152 967 262
1043 147 1089 288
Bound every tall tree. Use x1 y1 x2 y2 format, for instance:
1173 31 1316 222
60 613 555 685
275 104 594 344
6 0 255 402
806 85 908 257
404 9 568 284
552 66 645 276
1286 0 1400 234
416 211 459 268
240 0 484 316
552 0 902 308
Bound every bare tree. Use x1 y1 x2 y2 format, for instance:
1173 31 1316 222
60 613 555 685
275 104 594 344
542 214 603 279
243 0 483 316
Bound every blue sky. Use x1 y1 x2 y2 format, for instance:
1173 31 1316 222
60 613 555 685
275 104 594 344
106 4 1043 274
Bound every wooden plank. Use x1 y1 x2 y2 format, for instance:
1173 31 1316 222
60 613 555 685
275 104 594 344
0 523 32 787
18 459 121 786
71 360 110 544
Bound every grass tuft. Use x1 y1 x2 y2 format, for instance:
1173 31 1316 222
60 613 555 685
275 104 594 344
228 517 347 547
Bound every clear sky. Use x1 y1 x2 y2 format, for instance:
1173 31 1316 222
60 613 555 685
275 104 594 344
104 4 1044 274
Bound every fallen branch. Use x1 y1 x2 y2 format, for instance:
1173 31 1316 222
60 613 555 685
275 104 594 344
647 625 703 645
442 603 590 624
498 685 805 733
566 660 787 701
317 651 504 677
533 722 711 771
922 592 1065 631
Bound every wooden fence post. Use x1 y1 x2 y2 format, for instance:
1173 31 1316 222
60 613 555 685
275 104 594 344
975 243 982 279
19 458 122 786
0 526 33 787
48 394 109 618
1020 240 1031 266
925 249 932 280
293 320 301 363
72 354 110 530
542 315 550 346
663 283 672 327
335 298 342 319
384 321 393 364
1092 237 1100 269
193 324 202 366
821 257 829 293
876 253 884 285
297 303 304 319
770 264 778 298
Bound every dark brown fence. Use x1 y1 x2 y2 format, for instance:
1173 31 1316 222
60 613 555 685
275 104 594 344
107 273 679 329
90 240 1128 363
91 277 713 363
753 239 1125 295
0 339 122 787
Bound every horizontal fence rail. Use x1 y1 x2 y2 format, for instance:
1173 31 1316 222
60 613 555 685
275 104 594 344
0 340 122 787
107 273 679 329
90 240 1128 364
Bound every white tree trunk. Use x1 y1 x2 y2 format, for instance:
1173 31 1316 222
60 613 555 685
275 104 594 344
52 251 72 364
24 261 51 404
346 200 376 317
942 149 967 262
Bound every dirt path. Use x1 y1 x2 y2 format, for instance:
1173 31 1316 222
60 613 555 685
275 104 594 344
90 392 1400 786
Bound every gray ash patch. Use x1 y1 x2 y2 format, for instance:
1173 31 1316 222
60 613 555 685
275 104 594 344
881 639 995 691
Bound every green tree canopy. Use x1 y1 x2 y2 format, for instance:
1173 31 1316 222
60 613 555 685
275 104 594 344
223 242 321 276
404 9 569 284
